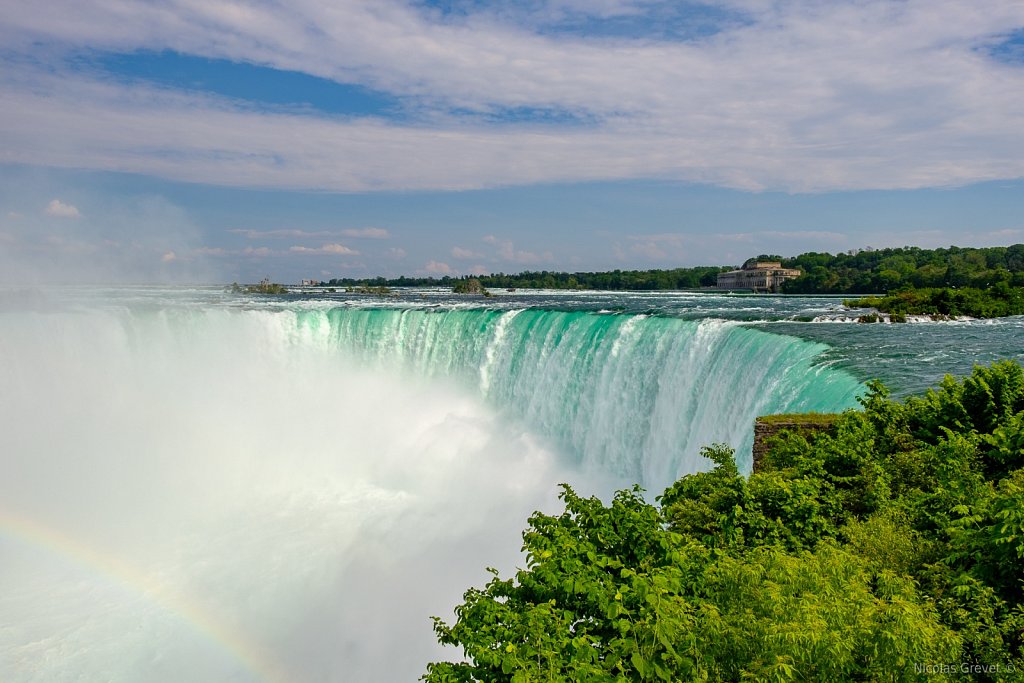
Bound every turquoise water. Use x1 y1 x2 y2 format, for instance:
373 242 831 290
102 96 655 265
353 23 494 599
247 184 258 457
282 286 1023 478
297 306 862 480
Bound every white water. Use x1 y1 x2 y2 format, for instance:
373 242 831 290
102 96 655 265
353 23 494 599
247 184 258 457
0 303 568 682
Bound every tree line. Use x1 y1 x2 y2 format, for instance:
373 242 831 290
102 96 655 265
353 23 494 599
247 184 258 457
324 267 729 291
780 244 1024 294
323 244 1024 295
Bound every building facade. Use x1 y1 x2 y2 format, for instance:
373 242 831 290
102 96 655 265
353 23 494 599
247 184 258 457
716 259 801 293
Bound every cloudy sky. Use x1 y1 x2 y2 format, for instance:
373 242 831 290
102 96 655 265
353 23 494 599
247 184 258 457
1 0 1023 283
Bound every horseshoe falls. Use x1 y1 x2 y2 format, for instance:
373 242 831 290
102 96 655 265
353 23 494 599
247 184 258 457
0 287 870 682
301 306 862 483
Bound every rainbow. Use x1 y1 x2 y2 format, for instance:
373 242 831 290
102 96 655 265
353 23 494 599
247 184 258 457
0 510 293 683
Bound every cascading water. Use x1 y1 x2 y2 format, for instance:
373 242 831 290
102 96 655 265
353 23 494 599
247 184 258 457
302 306 863 482
0 290 863 682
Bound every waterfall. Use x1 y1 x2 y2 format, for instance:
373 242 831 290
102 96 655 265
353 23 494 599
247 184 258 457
300 306 863 482
0 295 862 682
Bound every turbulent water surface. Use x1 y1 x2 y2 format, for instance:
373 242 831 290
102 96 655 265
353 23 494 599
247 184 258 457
1 286 1021 682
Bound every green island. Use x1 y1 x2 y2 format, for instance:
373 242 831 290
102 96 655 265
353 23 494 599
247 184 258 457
231 278 289 295
452 278 494 296
845 283 1024 319
424 361 1024 682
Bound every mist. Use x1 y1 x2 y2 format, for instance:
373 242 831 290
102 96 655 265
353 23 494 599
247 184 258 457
0 169 218 286
0 296 569 681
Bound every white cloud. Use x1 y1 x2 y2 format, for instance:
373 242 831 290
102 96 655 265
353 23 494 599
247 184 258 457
289 243 359 255
451 246 482 259
229 228 335 239
387 247 407 259
321 243 358 254
984 228 1024 239
618 227 884 265
341 227 390 239
0 191 217 284
760 230 847 242
1 1 1024 192
161 251 177 262
45 199 80 218
229 227 388 240
243 246 272 257
624 235 682 261
424 260 452 274
483 235 554 265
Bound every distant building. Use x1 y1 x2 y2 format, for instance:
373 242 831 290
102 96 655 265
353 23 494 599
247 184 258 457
716 259 801 293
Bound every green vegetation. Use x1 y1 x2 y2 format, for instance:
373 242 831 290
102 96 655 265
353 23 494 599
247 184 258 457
321 244 1024 303
757 412 842 426
846 284 1024 319
231 278 289 295
781 244 1024 294
453 278 489 295
425 361 1024 682
324 266 730 292
316 243 1024 319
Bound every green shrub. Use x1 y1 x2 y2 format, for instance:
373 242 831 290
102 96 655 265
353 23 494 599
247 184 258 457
425 362 1024 682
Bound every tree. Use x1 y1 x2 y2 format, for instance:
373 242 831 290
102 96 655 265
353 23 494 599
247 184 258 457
453 278 488 294
425 362 1024 682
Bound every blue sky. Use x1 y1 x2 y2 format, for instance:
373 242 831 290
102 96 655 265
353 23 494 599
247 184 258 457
1 0 1023 283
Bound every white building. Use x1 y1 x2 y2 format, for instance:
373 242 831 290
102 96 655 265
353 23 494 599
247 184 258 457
716 259 801 293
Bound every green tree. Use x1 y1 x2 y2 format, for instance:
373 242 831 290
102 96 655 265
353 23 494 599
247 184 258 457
426 362 1024 682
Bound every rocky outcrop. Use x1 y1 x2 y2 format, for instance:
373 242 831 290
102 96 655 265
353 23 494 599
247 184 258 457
752 414 841 473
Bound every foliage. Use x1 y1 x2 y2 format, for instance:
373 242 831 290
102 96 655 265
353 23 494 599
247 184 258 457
319 244 1024 296
425 361 1024 682
845 284 1024 319
453 278 489 294
325 266 731 291
238 277 289 295
781 244 1024 295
